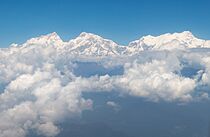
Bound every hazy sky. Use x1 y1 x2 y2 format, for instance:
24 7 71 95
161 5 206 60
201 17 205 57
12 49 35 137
0 0 210 47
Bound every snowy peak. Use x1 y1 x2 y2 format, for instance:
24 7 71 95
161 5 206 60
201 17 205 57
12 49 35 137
70 32 116 46
78 32 102 39
24 32 63 46
70 32 108 45
64 32 125 56
175 31 194 37
127 31 209 52
7 31 210 57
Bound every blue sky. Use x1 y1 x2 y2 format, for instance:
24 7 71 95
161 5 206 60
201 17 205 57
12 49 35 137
0 0 210 47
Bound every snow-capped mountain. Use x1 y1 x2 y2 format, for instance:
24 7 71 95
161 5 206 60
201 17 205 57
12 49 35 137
7 31 210 57
58 32 126 56
23 32 64 47
126 31 210 54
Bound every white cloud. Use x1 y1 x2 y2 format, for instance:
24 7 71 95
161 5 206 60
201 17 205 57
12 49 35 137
36 122 60 137
0 67 93 137
112 60 196 102
106 101 120 111
0 32 210 137
0 46 93 137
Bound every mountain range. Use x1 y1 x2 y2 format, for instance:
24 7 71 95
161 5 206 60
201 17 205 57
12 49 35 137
7 31 210 56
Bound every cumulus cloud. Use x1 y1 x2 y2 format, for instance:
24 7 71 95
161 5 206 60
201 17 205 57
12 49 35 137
112 60 196 102
0 46 94 137
106 101 120 111
0 34 210 137
37 122 60 137
0 68 93 137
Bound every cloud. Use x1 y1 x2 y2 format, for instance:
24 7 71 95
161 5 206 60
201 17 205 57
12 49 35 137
0 47 94 137
0 34 210 137
0 68 93 137
106 101 120 111
112 60 196 102
37 122 60 137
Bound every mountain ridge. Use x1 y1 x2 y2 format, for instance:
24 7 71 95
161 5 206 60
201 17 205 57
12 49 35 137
6 31 210 56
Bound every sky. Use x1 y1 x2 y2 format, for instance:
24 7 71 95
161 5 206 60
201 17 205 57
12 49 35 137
0 0 210 47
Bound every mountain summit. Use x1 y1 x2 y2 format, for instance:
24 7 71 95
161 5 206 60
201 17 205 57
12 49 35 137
10 31 210 56
127 31 210 53
56 32 126 56
23 32 63 47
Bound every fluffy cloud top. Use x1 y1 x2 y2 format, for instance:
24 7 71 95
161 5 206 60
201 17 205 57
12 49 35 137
0 31 210 137
113 60 196 102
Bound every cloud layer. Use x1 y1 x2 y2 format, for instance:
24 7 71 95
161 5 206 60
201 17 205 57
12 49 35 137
0 32 210 137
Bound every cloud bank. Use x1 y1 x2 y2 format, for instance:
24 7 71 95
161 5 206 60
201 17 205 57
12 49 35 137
0 31 210 137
